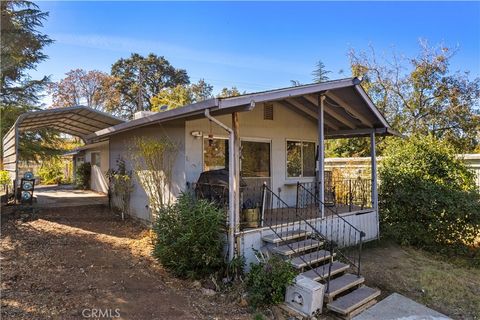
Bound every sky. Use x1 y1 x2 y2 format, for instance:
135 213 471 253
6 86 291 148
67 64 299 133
31 1 480 102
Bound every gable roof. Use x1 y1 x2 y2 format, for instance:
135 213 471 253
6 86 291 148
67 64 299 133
87 77 397 142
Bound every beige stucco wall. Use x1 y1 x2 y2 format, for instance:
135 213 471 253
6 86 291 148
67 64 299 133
108 121 186 222
84 142 109 194
185 102 319 206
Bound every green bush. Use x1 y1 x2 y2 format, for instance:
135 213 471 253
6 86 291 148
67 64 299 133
153 193 226 279
0 170 10 187
379 135 480 253
246 256 297 309
76 162 91 189
38 158 64 184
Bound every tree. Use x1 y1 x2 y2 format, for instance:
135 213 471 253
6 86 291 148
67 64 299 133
0 0 62 161
150 79 213 111
151 85 192 111
217 86 242 98
312 60 331 83
350 41 480 152
111 53 189 119
49 69 120 113
1 0 53 106
190 78 213 102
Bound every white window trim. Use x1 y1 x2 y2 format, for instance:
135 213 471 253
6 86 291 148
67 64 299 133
285 139 317 180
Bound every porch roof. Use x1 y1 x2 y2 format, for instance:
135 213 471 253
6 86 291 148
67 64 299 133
87 77 399 142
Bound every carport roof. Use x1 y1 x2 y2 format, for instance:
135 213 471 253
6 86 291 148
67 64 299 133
14 105 124 140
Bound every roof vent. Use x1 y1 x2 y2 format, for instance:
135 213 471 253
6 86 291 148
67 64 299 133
134 111 156 120
264 103 273 120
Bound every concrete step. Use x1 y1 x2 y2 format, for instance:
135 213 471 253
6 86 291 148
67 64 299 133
272 238 323 256
262 229 311 244
290 250 335 269
325 273 365 300
301 261 350 281
327 286 380 318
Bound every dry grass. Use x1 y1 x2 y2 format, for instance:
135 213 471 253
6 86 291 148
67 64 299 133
361 241 480 320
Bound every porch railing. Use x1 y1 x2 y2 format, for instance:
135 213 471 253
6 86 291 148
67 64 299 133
297 182 365 276
302 177 372 212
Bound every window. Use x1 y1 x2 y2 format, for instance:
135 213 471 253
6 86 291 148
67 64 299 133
241 141 270 177
286 140 316 178
203 137 228 171
91 152 101 167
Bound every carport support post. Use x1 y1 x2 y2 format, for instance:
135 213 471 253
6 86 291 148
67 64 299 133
318 95 326 218
370 130 379 238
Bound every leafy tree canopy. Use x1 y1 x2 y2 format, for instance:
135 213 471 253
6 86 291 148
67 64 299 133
150 79 213 111
349 40 480 153
0 0 65 161
111 53 189 119
217 86 242 98
49 69 120 114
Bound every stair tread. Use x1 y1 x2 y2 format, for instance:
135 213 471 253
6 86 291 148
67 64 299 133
327 286 380 315
272 239 323 256
301 261 349 281
262 229 311 244
290 250 334 269
326 273 364 297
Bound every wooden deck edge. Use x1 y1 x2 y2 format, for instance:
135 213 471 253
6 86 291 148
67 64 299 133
325 277 365 299
327 289 380 315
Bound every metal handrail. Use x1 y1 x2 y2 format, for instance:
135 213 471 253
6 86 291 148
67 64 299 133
261 183 335 291
297 182 365 275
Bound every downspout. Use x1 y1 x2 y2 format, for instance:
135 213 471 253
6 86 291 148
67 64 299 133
204 109 236 262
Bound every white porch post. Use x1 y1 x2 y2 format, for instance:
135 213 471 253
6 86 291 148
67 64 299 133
370 131 379 238
232 112 241 240
318 95 326 218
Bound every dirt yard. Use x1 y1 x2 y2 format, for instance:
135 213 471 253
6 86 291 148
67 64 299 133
0 205 251 320
360 241 480 320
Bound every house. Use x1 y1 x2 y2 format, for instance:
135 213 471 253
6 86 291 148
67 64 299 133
4 77 398 317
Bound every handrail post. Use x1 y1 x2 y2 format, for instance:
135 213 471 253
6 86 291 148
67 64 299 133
358 231 365 277
261 182 267 227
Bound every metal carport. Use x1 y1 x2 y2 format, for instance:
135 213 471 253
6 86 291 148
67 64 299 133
2 106 124 185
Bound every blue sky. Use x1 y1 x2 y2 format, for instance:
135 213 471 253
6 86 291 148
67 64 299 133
32 1 480 100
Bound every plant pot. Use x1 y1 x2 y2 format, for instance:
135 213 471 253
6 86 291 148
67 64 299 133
242 208 260 228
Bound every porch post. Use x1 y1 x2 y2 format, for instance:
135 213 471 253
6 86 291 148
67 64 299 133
370 131 379 238
318 94 326 218
232 112 241 236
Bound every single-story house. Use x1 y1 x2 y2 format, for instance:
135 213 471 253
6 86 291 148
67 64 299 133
74 77 397 265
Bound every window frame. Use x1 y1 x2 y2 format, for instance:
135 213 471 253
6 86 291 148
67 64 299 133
90 152 101 167
202 135 228 172
285 139 317 179
240 137 272 178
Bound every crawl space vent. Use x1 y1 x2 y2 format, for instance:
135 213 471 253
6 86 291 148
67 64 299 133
264 103 273 120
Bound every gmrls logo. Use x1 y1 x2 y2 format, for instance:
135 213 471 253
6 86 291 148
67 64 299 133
82 308 121 318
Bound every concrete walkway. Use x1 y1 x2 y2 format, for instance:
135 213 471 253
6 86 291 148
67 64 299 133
33 184 107 208
353 293 451 320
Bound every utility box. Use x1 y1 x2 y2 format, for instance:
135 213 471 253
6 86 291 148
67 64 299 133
285 275 325 316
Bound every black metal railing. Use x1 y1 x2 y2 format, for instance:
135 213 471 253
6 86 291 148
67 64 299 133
261 183 335 291
297 182 365 276
302 177 372 212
